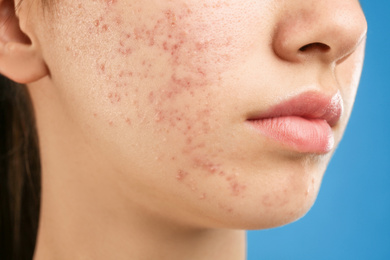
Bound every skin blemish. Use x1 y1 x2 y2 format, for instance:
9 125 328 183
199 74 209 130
98 63 106 74
192 157 220 175
118 47 132 56
94 19 100 27
114 16 123 26
102 24 109 32
125 117 132 126
118 71 133 78
225 174 247 197
108 92 121 104
104 0 118 7
176 170 189 181
261 191 290 208
199 193 207 200
148 91 155 104
218 203 234 214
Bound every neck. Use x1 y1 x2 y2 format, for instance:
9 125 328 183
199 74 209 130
33 167 246 260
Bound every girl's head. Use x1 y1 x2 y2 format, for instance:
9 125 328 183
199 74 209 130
1 0 367 256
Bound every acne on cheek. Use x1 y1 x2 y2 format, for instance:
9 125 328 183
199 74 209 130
94 1 253 101
90 2 250 205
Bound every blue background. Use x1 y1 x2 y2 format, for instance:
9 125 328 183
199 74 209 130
247 1 390 259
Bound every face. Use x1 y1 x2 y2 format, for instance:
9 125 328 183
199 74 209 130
29 0 367 229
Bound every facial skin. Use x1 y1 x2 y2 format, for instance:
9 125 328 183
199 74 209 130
0 0 367 259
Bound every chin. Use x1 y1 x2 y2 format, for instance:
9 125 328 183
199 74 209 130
218 161 326 230
221 192 318 231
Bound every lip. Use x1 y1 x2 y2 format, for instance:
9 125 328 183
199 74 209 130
247 91 343 154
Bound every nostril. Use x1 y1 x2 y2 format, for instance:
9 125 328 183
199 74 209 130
299 42 330 52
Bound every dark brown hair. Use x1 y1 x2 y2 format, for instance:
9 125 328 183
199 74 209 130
0 75 41 260
0 0 57 258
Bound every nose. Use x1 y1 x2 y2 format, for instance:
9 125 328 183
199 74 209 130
272 0 367 64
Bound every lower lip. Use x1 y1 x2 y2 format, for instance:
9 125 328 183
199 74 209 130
248 116 334 154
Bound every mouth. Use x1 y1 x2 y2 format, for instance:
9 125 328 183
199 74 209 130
246 91 343 154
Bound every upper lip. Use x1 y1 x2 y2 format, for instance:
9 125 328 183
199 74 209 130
247 91 343 127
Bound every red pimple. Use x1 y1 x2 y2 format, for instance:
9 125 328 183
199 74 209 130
164 10 177 26
133 28 143 40
118 70 133 77
170 75 193 89
225 175 246 197
193 157 220 175
196 67 206 77
199 193 207 200
125 117 132 126
98 63 106 74
118 47 132 56
163 42 169 51
230 181 242 196
176 170 189 181
105 0 117 7
108 92 121 103
94 19 100 27
102 24 109 32
154 110 165 122
218 203 234 213
115 16 122 25
148 91 155 103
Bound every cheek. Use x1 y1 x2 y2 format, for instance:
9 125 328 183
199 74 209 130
45 1 262 191
49 0 266 121
102 2 269 202
62 2 262 155
90 0 264 87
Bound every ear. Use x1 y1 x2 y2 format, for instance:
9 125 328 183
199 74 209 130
0 0 49 84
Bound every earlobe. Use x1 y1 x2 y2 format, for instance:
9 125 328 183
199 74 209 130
0 0 49 84
0 41 49 83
